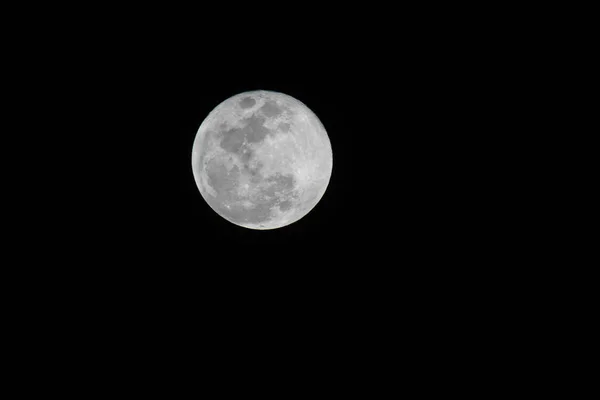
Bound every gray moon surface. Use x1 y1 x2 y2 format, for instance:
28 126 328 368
191 90 333 230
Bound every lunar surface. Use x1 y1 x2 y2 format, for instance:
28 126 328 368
191 90 333 229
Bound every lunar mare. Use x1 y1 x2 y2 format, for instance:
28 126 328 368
192 90 333 229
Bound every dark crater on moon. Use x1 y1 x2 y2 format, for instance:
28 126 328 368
239 97 256 109
278 200 292 212
260 100 282 118
219 115 269 155
206 161 240 194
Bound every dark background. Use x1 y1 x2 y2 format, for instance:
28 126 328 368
2 5 559 392
4 5 573 390
32 4 515 299
14 5 530 373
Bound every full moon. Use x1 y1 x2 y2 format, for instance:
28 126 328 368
191 90 333 230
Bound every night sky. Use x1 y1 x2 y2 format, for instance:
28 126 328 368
10 5 533 386
27 6 515 366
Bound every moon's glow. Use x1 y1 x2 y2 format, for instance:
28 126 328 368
192 90 333 229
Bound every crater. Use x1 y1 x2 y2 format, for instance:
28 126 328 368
278 122 291 133
261 100 282 118
239 97 256 109
219 115 270 156
206 161 240 197
278 200 292 212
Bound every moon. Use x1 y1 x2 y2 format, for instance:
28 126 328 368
191 90 333 230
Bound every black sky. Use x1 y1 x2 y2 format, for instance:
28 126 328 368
8 6 536 381
53 6 510 280
15 2 520 319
